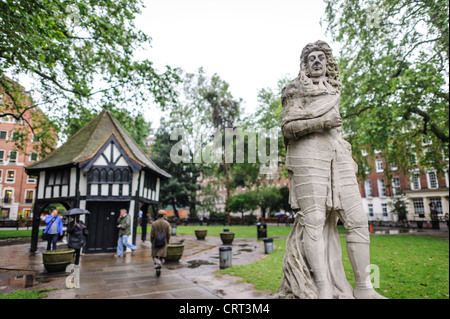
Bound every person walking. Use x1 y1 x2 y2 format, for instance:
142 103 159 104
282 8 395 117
150 210 171 276
115 209 136 257
67 215 88 265
43 209 64 250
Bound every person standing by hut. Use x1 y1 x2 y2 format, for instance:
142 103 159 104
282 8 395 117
43 209 64 250
151 210 170 276
115 209 137 257
67 216 88 265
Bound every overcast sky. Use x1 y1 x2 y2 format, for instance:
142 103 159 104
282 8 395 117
135 0 338 128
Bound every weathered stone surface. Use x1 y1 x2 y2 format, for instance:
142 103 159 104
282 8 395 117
278 40 386 299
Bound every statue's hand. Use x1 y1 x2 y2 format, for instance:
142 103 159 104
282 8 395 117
322 110 342 129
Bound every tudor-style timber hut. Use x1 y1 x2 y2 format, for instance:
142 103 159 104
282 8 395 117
26 110 170 253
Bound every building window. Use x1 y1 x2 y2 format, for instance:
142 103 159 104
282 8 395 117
392 177 401 195
361 149 368 156
88 167 131 184
10 132 20 141
410 171 421 190
378 178 387 197
5 170 15 183
0 131 7 140
364 180 373 197
3 189 13 204
29 152 39 162
22 209 31 219
382 203 388 217
1 208 10 219
413 198 425 218
25 190 34 204
429 197 443 215
368 203 374 217
9 151 18 163
27 174 37 183
426 171 438 189
46 168 70 186
0 150 4 163
375 159 384 173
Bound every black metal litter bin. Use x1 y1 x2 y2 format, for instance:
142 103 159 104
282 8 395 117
256 222 267 239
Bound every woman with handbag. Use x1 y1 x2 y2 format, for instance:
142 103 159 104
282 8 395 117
67 215 88 265
43 209 64 250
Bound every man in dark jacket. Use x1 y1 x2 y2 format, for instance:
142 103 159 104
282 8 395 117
151 210 171 271
67 215 88 265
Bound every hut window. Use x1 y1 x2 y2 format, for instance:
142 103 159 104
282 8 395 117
107 169 114 182
114 170 121 182
100 169 107 183
46 168 70 186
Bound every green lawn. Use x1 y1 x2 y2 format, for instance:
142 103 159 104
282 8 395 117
0 288 56 299
137 224 347 238
0 229 42 239
218 235 449 299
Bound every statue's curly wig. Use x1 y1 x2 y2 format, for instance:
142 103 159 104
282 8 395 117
298 40 341 92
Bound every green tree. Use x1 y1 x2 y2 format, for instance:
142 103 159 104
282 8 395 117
0 0 179 151
150 122 202 218
229 191 259 218
323 0 449 178
256 186 283 218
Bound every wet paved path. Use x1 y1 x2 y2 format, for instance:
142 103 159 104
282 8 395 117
0 233 273 299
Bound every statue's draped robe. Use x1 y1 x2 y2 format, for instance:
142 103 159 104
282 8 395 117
277 78 356 299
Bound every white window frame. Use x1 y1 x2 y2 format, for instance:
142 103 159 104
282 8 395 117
3 188 14 204
392 177 401 196
24 189 34 204
5 170 15 183
377 178 387 197
426 170 438 189
0 130 7 140
382 203 388 217
361 149 368 156
375 159 384 173
29 152 39 162
27 174 37 184
368 203 374 217
364 180 373 198
410 170 421 190
8 150 18 163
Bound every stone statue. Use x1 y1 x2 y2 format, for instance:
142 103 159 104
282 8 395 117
277 40 385 299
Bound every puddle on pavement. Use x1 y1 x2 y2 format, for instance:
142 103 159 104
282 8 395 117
238 249 253 252
187 260 216 268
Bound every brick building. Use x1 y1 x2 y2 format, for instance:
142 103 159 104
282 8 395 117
359 150 449 224
0 113 42 220
0 79 55 221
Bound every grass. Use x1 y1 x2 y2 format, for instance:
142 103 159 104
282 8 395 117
0 229 42 239
137 224 347 238
218 235 449 299
0 288 57 299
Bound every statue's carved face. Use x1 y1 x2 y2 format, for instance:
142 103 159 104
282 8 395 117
307 50 327 78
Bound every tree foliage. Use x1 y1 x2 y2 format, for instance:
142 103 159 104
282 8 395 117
0 0 179 152
323 0 449 178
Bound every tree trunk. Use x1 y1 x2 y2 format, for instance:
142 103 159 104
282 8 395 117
224 162 231 225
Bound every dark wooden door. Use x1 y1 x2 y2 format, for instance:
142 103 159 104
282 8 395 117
85 201 129 253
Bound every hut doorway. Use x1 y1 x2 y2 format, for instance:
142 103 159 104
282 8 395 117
85 201 129 253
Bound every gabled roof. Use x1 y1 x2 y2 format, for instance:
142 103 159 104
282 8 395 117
26 110 171 179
